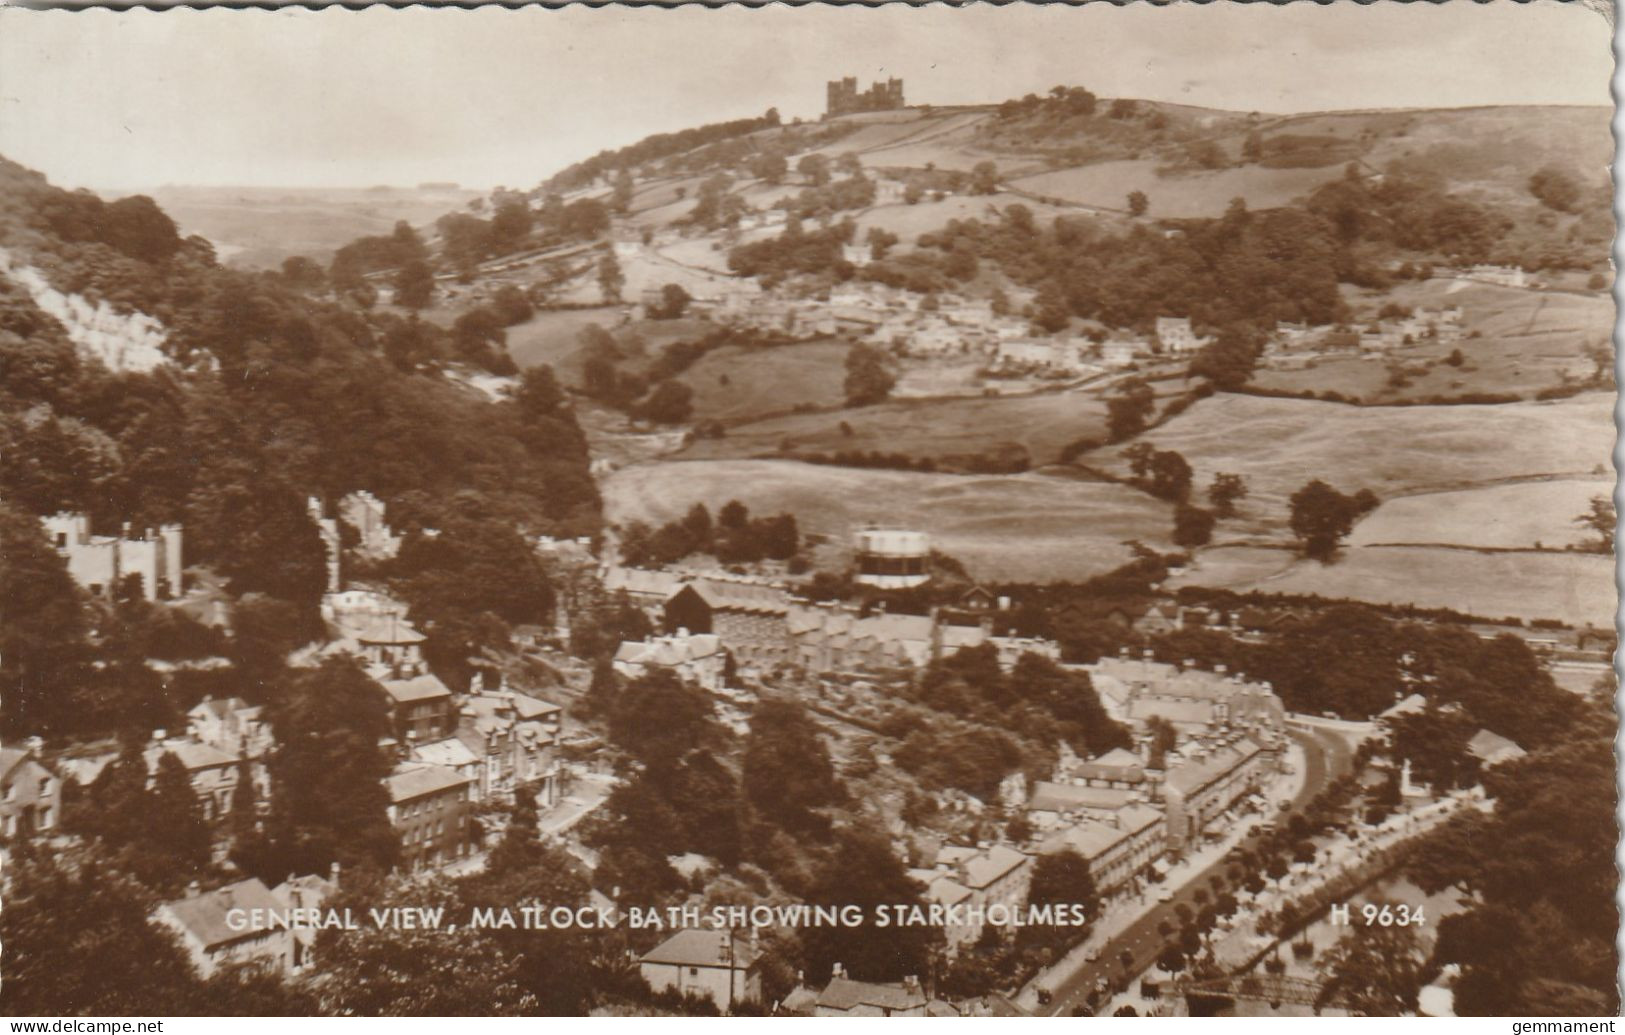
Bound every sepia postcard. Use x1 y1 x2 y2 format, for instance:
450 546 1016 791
0 1 1616 1021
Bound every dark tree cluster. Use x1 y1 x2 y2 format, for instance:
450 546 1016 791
619 499 799 568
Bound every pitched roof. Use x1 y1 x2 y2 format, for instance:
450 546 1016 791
817 977 926 1013
1041 819 1128 861
411 737 480 768
639 928 759 969
678 577 792 615
352 614 426 645
161 879 284 950
380 672 453 704
386 763 471 803
1028 782 1135 813
602 566 683 599
145 740 239 773
1467 729 1525 765
959 845 1029 889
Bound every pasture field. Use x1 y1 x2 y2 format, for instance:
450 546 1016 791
1347 478 1610 550
675 340 851 422
851 192 1078 243
1007 160 1343 218
677 389 1110 466
506 308 622 373
1181 545 1615 629
1102 392 1612 528
602 459 1174 584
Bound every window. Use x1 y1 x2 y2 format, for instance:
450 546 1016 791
3 782 14 803
38 807 52 829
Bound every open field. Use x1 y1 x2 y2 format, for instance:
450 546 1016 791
851 192 1078 242
506 308 622 373
1177 543 1614 629
1347 478 1610 550
1007 160 1342 218
678 389 1110 467
1101 392 1613 527
675 341 851 422
602 459 1173 583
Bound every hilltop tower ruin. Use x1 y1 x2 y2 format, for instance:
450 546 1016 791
826 76 905 118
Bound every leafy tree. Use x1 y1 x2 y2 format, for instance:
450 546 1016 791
743 699 841 834
149 751 212 878
1029 850 1100 923
799 826 939 982
1172 503 1215 548
611 169 635 215
314 879 535 1015
1206 473 1248 517
392 260 435 310
1574 496 1614 553
635 380 694 425
1146 449 1193 502
648 283 692 320
843 344 895 407
970 161 999 196
797 153 830 187
597 253 625 304
1315 910 1425 1015
751 151 789 185
258 658 397 878
1127 190 1149 217
607 669 721 769
0 507 89 737
1106 378 1155 442
1288 480 1369 562
0 845 205 1014
1528 166 1583 213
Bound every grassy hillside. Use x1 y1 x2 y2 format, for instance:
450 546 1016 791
1096 391 1612 527
678 389 1110 468
602 459 1173 583
1173 543 1613 629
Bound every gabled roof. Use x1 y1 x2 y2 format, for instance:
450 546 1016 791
161 879 284 950
639 928 759 970
1041 819 1129 861
959 845 1029 889
411 737 480 768
1467 729 1525 765
1028 782 1135 813
386 763 470 803
380 673 453 704
676 577 791 615
145 740 239 773
817 977 926 1013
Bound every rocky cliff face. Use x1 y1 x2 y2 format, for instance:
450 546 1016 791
0 245 169 372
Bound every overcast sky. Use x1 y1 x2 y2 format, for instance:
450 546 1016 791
0 2 1613 192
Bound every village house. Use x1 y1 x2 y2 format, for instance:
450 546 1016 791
613 630 727 690
155 878 291 977
1154 316 1209 354
1038 803 1165 896
378 670 457 746
145 735 247 822
663 577 793 671
1 740 60 841
1160 732 1274 852
186 697 273 762
1466 729 1526 768
934 843 1033 923
638 928 763 1011
1099 337 1150 367
270 867 340 973
386 763 475 873
41 513 183 602
780 968 943 1017
453 688 564 807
